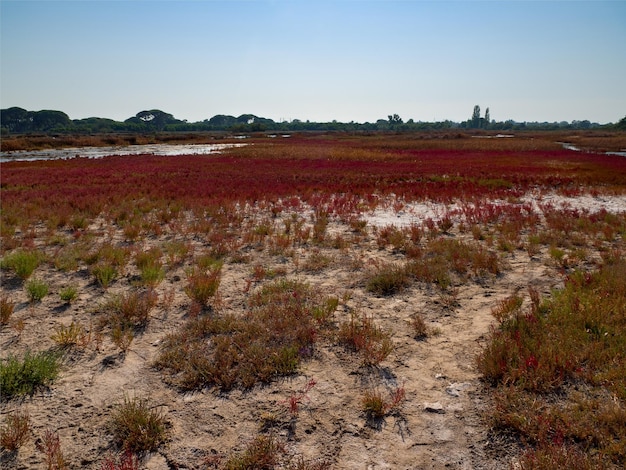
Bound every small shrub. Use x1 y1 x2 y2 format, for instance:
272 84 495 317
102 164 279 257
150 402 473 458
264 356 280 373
116 289 158 327
302 250 333 273
0 350 61 400
140 264 164 286
549 245 566 266
285 378 317 417
1 249 43 280
123 223 141 241
365 263 410 296
100 290 157 352
338 312 394 365
362 384 406 420
163 240 190 266
410 313 429 339
26 278 48 302
109 396 167 453
59 285 78 303
0 410 30 451
36 429 68 470
86 243 128 267
134 247 162 270
185 265 222 307
99 450 140 470
135 248 164 286
223 434 284 470
376 225 406 251
53 246 81 272
312 211 328 243
479 258 626 466
361 389 386 419
51 321 89 348
437 216 454 233
1 294 15 325
490 292 524 324
111 324 134 353
92 262 118 288
156 279 335 391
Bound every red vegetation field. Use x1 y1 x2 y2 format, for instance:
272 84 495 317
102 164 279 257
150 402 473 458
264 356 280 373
2 135 625 230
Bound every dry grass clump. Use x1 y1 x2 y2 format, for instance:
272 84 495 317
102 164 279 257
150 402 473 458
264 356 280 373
338 312 394 365
155 279 337 391
36 428 68 470
99 450 140 470
98 289 157 352
302 249 334 273
361 385 406 421
0 294 15 325
108 396 167 453
0 410 30 451
410 313 429 340
478 256 626 467
364 262 410 296
220 434 284 470
184 263 222 308
51 321 90 349
406 237 500 290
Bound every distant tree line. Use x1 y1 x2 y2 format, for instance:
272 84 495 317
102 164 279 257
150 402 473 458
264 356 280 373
1 106 622 136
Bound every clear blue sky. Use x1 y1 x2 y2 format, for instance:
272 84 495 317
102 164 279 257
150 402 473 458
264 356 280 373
1 0 625 124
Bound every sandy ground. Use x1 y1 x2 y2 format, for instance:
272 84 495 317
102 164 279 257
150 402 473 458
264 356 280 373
1 192 624 469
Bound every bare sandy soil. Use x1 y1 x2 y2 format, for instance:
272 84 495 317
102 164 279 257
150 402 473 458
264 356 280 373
1 192 624 469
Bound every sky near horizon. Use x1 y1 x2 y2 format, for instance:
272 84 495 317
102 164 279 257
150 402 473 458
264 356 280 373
1 1 625 124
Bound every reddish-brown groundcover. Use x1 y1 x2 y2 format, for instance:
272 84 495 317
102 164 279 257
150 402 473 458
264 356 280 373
2 136 625 228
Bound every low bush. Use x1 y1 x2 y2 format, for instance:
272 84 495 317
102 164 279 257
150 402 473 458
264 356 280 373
362 385 406 420
365 263 410 296
0 350 61 400
184 264 222 308
26 278 48 302
156 279 337 391
1 294 15 325
59 285 78 303
36 429 68 470
222 434 284 470
99 289 158 347
0 410 30 451
0 249 44 280
109 396 167 453
338 312 394 365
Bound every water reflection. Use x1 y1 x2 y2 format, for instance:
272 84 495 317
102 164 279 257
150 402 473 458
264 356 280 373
0 143 247 163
